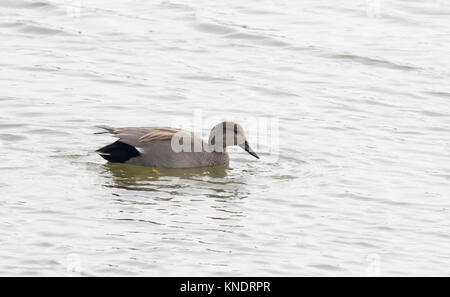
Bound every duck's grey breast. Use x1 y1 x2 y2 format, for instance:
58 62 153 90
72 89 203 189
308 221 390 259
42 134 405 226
126 140 229 168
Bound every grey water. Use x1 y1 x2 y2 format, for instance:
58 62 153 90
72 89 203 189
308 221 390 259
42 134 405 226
0 0 450 276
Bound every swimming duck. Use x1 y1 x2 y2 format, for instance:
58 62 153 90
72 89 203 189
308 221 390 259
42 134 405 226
96 121 259 168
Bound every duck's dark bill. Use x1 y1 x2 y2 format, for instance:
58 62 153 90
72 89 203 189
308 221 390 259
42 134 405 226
240 141 260 159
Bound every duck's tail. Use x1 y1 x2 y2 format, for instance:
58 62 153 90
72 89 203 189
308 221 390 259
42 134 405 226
96 140 140 163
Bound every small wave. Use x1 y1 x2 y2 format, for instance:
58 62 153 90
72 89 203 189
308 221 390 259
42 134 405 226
238 8 284 16
0 0 54 9
332 54 418 71
17 23 72 36
159 1 195 12
180 74 235 82
424 91 450 99
0 133 27 141
0 123 28 129
192 22 237 35
308 264 345 272
224 32 291 47
250 86 298 98
419 110 450 118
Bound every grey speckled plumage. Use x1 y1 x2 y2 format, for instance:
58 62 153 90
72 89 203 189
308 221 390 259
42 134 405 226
96 121 259 169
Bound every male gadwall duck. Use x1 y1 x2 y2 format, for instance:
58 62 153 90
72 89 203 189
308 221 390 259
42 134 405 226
96 121 259 168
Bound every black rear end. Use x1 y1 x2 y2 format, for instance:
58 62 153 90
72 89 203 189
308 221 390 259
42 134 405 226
96 141 140 163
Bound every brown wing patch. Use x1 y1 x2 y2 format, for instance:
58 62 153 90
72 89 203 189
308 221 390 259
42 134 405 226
138 127 181 143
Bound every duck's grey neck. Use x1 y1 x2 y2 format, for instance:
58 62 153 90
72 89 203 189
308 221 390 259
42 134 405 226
205 143 227 153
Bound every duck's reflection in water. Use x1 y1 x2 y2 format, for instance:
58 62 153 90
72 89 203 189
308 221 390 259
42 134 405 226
101 162 231 192
104 162 229 178
100 162 251 205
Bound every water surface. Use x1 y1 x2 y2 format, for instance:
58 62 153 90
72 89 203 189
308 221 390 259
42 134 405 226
1 0 450 276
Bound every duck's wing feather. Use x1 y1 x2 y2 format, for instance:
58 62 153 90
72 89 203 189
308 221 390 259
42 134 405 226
138 127 183 144
96 126 182 148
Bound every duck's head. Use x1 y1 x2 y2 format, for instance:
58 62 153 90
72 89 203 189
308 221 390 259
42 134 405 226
208 121 259 159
